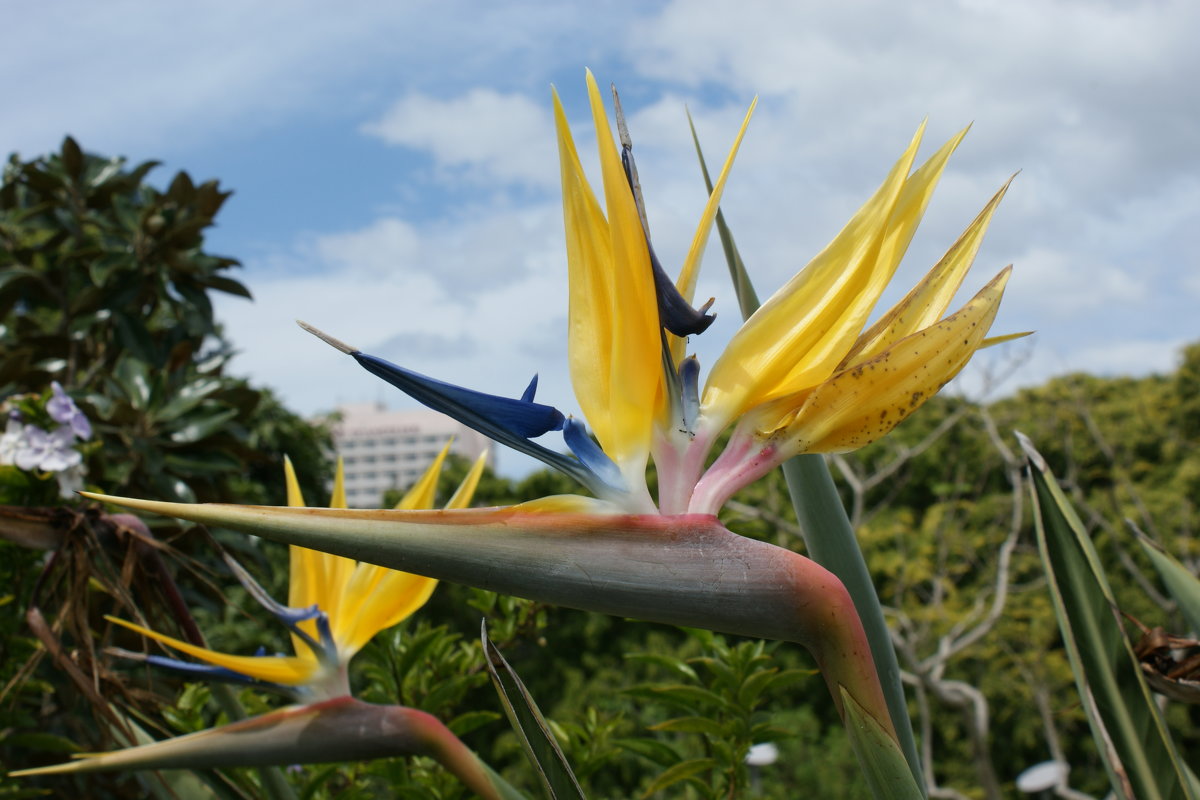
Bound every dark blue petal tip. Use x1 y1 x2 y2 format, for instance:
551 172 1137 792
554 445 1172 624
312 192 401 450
650 247 717 337
352 353 565 440
348 352 618 496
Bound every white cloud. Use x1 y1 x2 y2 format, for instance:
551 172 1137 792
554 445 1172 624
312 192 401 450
1 0 635 157
295 200 564 296
1069 338 1187 378
1006 246 1144 315
361 89 556 188
313 218 423 277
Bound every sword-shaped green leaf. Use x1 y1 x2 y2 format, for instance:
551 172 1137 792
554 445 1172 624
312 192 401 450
1019 433 1194 800
482 621 585 799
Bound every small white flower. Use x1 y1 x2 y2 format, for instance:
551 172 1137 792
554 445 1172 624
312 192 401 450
14 424 82 472
0 418 24 466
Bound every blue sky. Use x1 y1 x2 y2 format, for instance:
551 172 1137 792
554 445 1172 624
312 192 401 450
8 1 1199 475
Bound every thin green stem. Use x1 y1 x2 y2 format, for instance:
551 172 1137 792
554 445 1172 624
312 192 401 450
783 455 922 790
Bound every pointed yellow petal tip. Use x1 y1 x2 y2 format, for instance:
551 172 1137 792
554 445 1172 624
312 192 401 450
445 449 488 510
104 615 318 685
396 441 452 509
284 456 306 507
980 330 1034 349
331 457 347 509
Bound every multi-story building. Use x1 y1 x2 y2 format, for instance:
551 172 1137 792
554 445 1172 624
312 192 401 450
330 403 492 508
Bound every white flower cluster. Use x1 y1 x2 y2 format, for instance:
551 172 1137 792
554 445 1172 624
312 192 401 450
1 382 92 497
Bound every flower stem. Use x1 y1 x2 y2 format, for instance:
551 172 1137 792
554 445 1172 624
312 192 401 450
782 453 924 791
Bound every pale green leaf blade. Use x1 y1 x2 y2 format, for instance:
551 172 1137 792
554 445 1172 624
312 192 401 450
1020 434 1194 800
482 621 585 800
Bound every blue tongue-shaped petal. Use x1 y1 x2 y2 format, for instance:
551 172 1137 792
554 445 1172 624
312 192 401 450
354 352 566 439
298 322 621 499
562 417 624 492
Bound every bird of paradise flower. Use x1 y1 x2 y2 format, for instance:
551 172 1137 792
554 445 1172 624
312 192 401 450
69 70 1023 798
13 447 526 800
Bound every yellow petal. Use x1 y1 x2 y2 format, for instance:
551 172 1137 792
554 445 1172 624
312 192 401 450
843 175 1012 365
667 98 757 366
979 330 1033 349
554 87 618 449
289 458 354 652
330 445 453 657
780 267 1011 453
106 616 318 686
512 494 616 513
445 449 489 510
332 569 438 658
871 125 970 309
554 73 661 473
283 456 306 507
395 441 451 510
702 122 928 427
285 456 315 610
330 457 347 509
285 457 320 647
585 70 663 469
311 458 356 627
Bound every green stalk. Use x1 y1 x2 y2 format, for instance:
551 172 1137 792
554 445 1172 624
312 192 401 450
782 455 921 790
688 115 924 792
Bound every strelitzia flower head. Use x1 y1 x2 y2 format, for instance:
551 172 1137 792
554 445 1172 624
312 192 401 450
107 445 487 702
76 73 1026 790
16 451 523 799
301 70 1020 517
